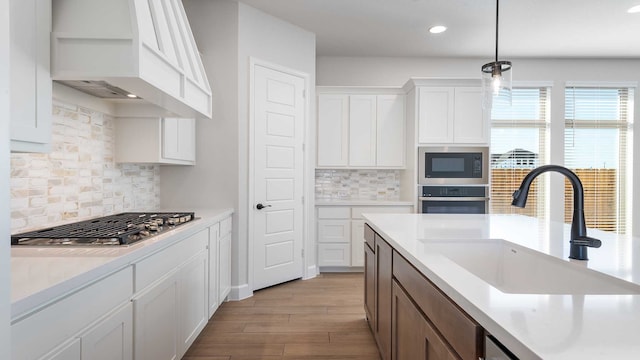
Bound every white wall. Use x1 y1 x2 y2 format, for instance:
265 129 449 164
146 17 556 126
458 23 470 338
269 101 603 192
318 56 640 235
164 0 316 299
0 0 11 356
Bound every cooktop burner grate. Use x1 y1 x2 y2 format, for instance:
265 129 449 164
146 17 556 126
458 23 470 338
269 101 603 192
11 212 195 246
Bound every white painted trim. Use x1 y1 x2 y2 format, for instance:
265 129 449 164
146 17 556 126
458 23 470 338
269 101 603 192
565 81 638 88
247 57 311 293
304 265 318 280
229 283 252 301
0 0 11 356
512 80 555 88
317 86 404 95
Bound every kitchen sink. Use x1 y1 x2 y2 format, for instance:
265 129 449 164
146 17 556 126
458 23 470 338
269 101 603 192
421 239 640 294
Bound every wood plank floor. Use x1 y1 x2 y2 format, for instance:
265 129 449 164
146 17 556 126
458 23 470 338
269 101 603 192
183 273 381 360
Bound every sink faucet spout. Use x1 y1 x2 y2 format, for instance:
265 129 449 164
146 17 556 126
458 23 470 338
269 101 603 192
511 165 601 260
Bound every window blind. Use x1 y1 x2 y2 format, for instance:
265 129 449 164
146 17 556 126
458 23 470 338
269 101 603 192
564 87 633 234
490 88 549 217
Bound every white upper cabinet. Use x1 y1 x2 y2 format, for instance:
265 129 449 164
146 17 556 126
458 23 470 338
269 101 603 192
349 95 377 167
51 0 212 119
10 0 52 153
317 94 349 167
317 90 406 169
376 94 406 167
409 79 488 145
115 117 196 165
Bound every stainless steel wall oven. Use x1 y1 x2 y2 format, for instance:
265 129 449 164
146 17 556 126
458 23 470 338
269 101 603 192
419 186 489 214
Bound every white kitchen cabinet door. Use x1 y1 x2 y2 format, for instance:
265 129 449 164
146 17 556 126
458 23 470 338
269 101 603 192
41 339 80 360
218 231 232 305
162 117 196 163
80 303 133 360
10 0 52 153
317 94 349 167
349 95 377 167
418 87 454 144
115 117 195 165
178 250 208 357
208 223 220 319
351 220 365 267
376 94 405 167
453 87 489 144
133 270 180 360
318 243 351 267
317 220 351 243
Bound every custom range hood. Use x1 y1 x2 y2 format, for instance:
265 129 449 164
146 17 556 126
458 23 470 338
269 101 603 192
51 0 212 119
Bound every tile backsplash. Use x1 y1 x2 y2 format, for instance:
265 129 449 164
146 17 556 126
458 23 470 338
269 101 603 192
315 169 400 201
10 100 160 233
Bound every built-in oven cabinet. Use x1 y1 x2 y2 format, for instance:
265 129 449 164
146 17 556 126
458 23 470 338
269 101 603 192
317 205 413 269
9 0 53 153
115 116 196 165
11 267 134 360
413 84 489 145
317 91 406 169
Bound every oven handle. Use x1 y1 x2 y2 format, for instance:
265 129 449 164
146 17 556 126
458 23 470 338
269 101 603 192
419 196 490 202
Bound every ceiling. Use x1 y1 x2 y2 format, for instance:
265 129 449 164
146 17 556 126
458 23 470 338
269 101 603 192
236 0 640 58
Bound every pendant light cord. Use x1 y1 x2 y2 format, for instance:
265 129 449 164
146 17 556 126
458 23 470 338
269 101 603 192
495 0 499 62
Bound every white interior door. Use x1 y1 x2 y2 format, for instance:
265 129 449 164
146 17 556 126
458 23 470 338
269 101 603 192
252 63 305 290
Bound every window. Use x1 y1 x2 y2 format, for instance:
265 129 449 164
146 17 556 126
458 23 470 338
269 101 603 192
564 87 634 234
490 88 549 217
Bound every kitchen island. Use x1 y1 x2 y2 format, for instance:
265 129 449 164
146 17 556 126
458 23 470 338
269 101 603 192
10 208 233 360
364 213 640 359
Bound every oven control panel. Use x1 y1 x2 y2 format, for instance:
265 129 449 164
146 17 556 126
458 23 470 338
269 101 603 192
422 185 487 197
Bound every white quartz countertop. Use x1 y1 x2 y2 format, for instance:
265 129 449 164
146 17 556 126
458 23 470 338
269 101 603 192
363 213 640 359
10 208 233 320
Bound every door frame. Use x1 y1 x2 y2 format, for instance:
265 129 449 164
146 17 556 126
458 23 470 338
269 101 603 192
247 57 313 293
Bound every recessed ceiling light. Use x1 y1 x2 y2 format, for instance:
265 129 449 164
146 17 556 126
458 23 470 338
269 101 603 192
628 5 640 13
429 25 447 34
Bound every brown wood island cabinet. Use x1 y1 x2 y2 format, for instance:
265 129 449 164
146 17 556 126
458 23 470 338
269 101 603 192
364 224 484 360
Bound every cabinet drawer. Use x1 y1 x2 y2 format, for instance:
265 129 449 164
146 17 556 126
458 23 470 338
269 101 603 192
318 243 351 266
392 251 482 360
364 224 376 251
220 216 232 236
317 206 350 219
317 220 351 243
135 229 208 291
351 206 412 219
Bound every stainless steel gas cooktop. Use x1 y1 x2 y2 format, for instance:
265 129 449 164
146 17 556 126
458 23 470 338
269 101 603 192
11 212 195 246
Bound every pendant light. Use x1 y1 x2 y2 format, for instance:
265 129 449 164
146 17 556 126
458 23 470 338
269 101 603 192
481 0 512 109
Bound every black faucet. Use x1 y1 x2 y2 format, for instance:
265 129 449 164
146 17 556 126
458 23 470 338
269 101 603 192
511 165 601 260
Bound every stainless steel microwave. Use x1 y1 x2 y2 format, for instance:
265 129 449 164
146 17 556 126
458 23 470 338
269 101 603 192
418 146 489 185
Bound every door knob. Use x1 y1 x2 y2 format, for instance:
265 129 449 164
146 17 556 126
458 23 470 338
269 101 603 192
256 203 272 210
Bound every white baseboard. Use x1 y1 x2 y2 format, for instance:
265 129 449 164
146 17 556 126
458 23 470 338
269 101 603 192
303 265 318 280
229 283 252 301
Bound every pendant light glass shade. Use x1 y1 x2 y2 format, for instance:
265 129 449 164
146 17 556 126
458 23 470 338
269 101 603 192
482 60 512 109
481 0 512 109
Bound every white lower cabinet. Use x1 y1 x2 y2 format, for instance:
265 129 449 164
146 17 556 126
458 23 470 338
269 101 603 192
133 228 209 360
178 250 208 354
317 205 412 268
208 215 232 318
133 270 180 360
80 303 133 360
351 220 366 267
13 213 235 360
218 219 232 304
12 267 133 360
42 339 80 360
